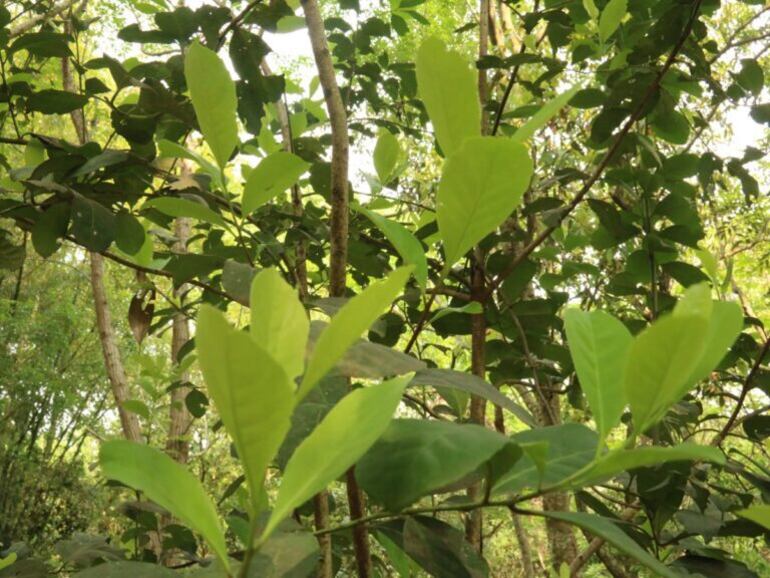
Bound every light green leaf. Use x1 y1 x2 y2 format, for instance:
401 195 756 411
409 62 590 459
437 137 532 269
250 268 309 380
511 86 580 144
625 313 709 432
569 444 725 487
416 37 480 156
737 505 770 531
298 266 413 400
541 511 679 578
99 440 229 571
242 152 309 214
598 0 627 42
145 197 227 228
563 309 632 443
355 206 428 290
431 301 482 322
157 138 221 185
0 553 16 571
583 0 599 20
357 419 510 511
184 41 238 168
264 375 409 539
197 306 295 512
373 131 400 183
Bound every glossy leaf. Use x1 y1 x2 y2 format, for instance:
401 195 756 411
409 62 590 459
250 268 309 380
264 376 409 539
298 266 413 400
242 152 309 214
437 137 532 269
99 440 229 570
563 309 632 442
357 419 511 511
416 37 480 156
197 305 295 511
184 41 238 168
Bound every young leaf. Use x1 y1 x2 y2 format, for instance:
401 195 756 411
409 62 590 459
250 268 309 380
197 305 295 511
264 375 410 539
99 440 229 570
511 86 580 144
563 309 632 443
242 152 309 214
373 130 400 183
598 0 627 43
541 511 680 578
737 505 770 531
437 137 532 269
625 313 709 432
354 206 428 291
298 266 413 400
416 37 480 156
144 197 227 228
356 419 510 511
184 41 238 168
680 302 743 387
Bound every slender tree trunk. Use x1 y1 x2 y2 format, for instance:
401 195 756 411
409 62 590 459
300 1 367 576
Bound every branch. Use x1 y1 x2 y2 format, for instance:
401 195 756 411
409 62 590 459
484 0 705 300
9 0 80 37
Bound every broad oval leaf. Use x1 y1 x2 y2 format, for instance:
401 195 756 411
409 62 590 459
598 0 627 42
99 440 229 570
355 206 428 291
250 268 309 380
437 137 532 269
197 305 295 511
264 375 409 539
242 152 309 214
564 309 632 442
373 131 400 183
357 419 511 511
144 197 227 228
184 41 238 168
298 266 413 400
70 195 116 252
625 313 709 433
493 423 598 494
416 37 480 156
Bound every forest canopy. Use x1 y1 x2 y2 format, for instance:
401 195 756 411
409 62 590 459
1 0 770 576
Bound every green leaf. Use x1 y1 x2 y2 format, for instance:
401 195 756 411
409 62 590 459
416 37 480 156
242 152 309 214
493 423 598 494
0 554 16 571
598 0 627 42
197 306 295 511
563 309 632 442
222 259 256 305
625 313 709 432
541 511 680 578
99 440 229 570
73 562 175 577
27 90 88 114
431 301 482 322
735 58 764 96
355 206 428 290
651 110 690 144
373 131 400 182
157 138 222 184
737 505 770 531
250 268 309 380
298 266 413 400
437 137 532 269
511 86 580 144
357 419 510 511
184 41 238 168
114 211 146 255
264 375 409 539
70 195 116 252
32 203 70 258
570 444 725 487
144 197 227 227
